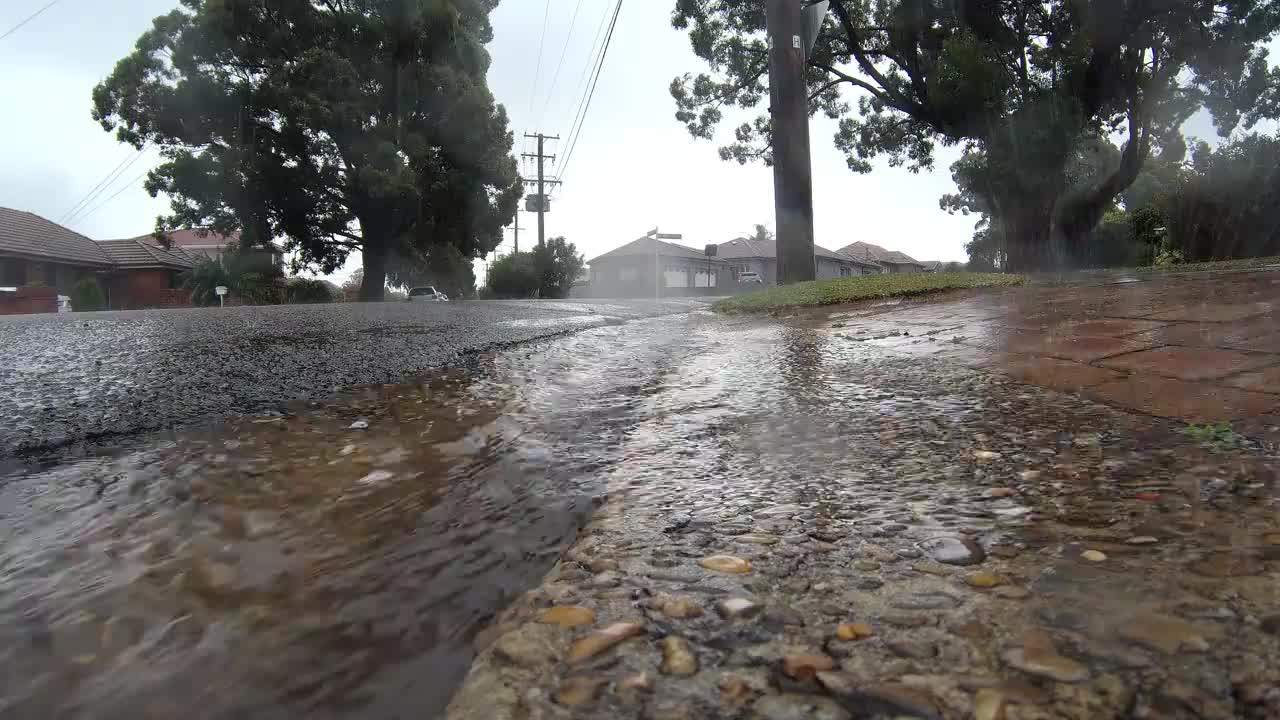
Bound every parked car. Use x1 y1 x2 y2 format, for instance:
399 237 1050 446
738 272 764 285
406 286 448 302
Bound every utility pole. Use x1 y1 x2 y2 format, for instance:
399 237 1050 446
766 0 816 284
522 133 561 249
506 217 525 254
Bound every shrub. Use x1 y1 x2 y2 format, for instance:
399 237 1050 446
70 277 105 312
286 278 335 304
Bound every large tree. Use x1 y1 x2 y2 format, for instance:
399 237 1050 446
93 0 522 300
386 244 477 298
671 0 1280 271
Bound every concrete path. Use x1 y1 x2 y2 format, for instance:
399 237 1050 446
828 268 1279 442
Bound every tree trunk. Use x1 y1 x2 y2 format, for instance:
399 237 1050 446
360 244 387 301
1000 198 1062 273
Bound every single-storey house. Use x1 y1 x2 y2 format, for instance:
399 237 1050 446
0 207 116 297
142 228 283 269
96 238 197 309
0 206 203 313
717 237 882 284
838 241 927 273
587 236 732 297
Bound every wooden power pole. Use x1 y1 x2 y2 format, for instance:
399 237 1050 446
766 0 816 284
522 133 561 249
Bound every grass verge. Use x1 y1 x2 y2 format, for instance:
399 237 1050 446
712 272 1025 314
1127 256 1280 275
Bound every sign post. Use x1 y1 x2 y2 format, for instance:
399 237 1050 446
647 228 683 299
215 285 228 308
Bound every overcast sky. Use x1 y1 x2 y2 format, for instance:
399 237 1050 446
1 0 1273 284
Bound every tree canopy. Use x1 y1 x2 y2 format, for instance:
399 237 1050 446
671 0 1280 270
93 0 522 300
485 237 585 299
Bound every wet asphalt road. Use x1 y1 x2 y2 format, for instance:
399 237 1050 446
0 298 713 457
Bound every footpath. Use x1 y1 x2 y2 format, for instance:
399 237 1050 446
446 268 1279 720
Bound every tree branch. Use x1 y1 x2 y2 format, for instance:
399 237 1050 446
810 61 910 113
828 1 924 118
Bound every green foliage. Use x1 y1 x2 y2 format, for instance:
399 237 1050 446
533 237 585 299
1159 133 1280 261
1183 422 1240 452
486 253 539 299
183 250 284 306
674 1 1280 270
1152 243 1185 267
713 272 1023 314
486 237 585 299
387 244 477 299
70 277 105 312
286 278 335 304
93 0 522 301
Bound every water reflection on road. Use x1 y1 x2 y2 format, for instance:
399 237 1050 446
1 305 1277 720
0 314 701 719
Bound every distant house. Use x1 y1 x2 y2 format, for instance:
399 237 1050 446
587 235 732 297
96 238 197 309
838 241 927 273
134 228 283 270
717 237 882 284
0 206 223 313
0 207 116 296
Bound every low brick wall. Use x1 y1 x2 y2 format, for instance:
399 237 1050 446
0 286 58 315
153 289 193 308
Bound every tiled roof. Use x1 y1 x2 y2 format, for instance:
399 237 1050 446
138 228 240 248
96 239 197 270
0 207 114 266
837 241 923 267
589 236 727 264
717 237 882 269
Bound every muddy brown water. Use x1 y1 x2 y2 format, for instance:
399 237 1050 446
0 315 701 719
0 309 1276 719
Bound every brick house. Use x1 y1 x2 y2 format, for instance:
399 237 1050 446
0 207 116 297
0 206 199 313
96 239 196 309
837 241 927 273
139 228 283 270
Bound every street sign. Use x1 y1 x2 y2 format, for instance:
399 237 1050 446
215 286 228 296
704 244 717 257
802 0 829 56
655 233 683 240
525 194 550 212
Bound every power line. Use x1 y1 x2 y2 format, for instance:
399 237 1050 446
558 0 623 181
557 0 614 135
527 0 554 118
61 148 144 224
72 169 150 225
0 0 59 42
535 0 586 129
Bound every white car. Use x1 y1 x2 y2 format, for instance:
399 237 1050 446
406 286 449 302
738 272 764 285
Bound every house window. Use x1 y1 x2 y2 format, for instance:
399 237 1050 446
694 270 717 288
840 267 851 277
664 266 688 288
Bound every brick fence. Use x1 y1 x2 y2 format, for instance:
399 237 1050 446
0 286 58 315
